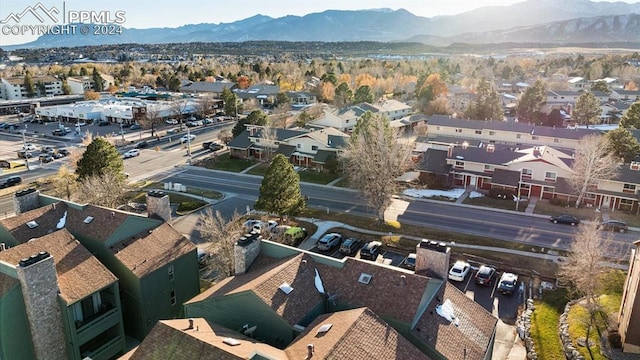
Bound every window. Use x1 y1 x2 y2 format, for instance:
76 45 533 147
475 130 482 135
620 199 634 205
454 174 464 180
521 168 532 178
553 138 559 143
532 136 539 140
455 128 462 133
489 131 495 136
436 126 440 130
170 290 176 306
168 264 174 282
345 119 350 123
297 144 301 149
545 172 557 182
311 145 318 151
516 134 521 139
484 164 494 172
454 161 464 168
623 184 636 193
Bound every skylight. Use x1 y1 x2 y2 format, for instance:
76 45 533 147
26 221 38 229
317 323 333 334
279 282 293 294
223 338 240 346
358 273 372 285
83 216 94 224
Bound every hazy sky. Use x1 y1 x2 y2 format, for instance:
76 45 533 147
1 0 637 46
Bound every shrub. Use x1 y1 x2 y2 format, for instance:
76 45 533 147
177 201 202 212
488 188 515 200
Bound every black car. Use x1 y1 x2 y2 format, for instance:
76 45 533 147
57 148 71 156
549 214 580 226
599 220 628 233
475 265 496 285
0 176 22 188
360 241 382 261
203 141 223 151
339 238 362 255
98 121 110 126
52 152 65 159
135 141 149 149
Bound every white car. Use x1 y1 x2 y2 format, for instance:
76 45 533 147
123 149 140 158
244 219 278 233
180 134 196 143
76 121 87 126
23 143 37 151
448 261 471 282
165 119 179 125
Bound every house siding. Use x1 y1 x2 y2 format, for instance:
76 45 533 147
0 285 36 360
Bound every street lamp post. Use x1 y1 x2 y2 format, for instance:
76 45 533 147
515 170 523 211
186 126 192 164
21 128 30 171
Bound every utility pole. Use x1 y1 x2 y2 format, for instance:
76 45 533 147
21 128 30 170
186 126 192 164
515 170 523 211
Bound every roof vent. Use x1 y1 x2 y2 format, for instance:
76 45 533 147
358 273 372 285
83 216 94 224
223 338 241 346
293 324 306 332
317 323 333 335
279 282 293 294
26 221 38 229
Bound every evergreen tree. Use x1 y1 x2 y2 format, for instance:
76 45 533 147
465 78 503 120
590 80 610 93
254 154 306 219
24 71 36 98
354 85 375 104
92 68 104 92
232 110 268 138
517 80 547 123
619 102 640 129
572 91 601 127
221 87 239 117
606 127 640 162
76 137 124 180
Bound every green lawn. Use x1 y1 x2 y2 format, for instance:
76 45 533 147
531 289 569 360
297 170 340 185
463 196 527 212
195 153 256 172
332 177 350 188
246 162 270 176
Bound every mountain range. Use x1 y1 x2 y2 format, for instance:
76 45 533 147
5 0 640 49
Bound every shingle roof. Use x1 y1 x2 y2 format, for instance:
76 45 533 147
491 169 520 187
428 115 602 140
180 81 235 93
226 130 253 149
327 134 349 149
0 202 130 245
285 308 431 360
313 149 336 163
112 223 195 278
417 148 451 175
613 164 640 184
0 229 117 304
123 318 286 360
414 283 498 360
276 144 296 157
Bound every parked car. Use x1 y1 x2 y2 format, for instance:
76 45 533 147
130 124 142 130
52 152 65 159
57 148 71 156
284 226 307 243
76 121 87 126
248 220 278 233
52 128 69 136
165 119 179 125
98 121 110 126
599 220 628 233
180 134 196 143
549 214 580 226
317 233 342 251
475 265 496 285
339 237 362 255
401 253 417 270
185 121 198 127
38 154 54 163
359 241 382 260
0 176 22 188
23 143 37 151
243 219 262 232
203 118 214 125
448 261 471 282
123 149 140 158
17 150 33 159
498 272 519 295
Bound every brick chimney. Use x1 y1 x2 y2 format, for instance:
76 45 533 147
16 252 68 360
13 188 40 215
233 232 261 275
146 191 171 224
415 239 450 280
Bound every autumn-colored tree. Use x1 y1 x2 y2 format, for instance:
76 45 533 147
84 90 100 100
320 82 335 102
236 75 251 89
355 73 376 89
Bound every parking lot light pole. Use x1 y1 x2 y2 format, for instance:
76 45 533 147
21 129 30 170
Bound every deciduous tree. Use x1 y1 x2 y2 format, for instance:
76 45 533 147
606 127 640 162
51 166 77 200
255 154 306 219
197 209 245 277
341 113 413 222
568 135 619 207
76 137 124 180
572 91 601 127
76 172 127 208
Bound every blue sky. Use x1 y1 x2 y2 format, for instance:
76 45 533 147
1 0 637 46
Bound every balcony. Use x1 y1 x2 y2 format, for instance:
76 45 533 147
80 332 124 360
76 305 121 344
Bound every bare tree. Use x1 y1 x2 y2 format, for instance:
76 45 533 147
341 113 413 222
269 104 290 129
259 126 279 162
557 221 623 359
196 208 245 277
51 165 77 200
170 99 190 131
76 172 127 208
195 95 216 119
569 135 619 208
141 104 162 136
219 127 233 145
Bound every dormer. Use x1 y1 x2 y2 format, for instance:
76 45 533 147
630 161 640 171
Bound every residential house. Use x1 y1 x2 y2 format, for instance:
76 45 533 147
0 189 200 340
0 75 63 100
426 115 601 150
0 229 126 360
67 75 116 95
600 100 631 123
286 91 317 109
611 89 640 102
447 86 477 114
178 238 497 360
359 99 413 121
619 240 640 353
310 106 368 132
594 77 622 90
234 84 280 105
179 81 236 96
567 77 587 91
228 127 349 170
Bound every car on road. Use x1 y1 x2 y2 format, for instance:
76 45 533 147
38 154 54 163
98 121 110 126
130 124 142 130
203 118 214 125
498 272 519 295
42 146 56 154
52 128 69 136
17 150 33 159
549 214 580 226
57 148 71 156
123 149 140 158
448 261 471 282
180 134 196 143
185 121 199 127
165 119 179 125
23 143 37 151
401 253 417 270
474 265 496 285
0 176 22 188
135 141 149 149
52 152 65 159
203 141 223 151
317 233 342 251
339 237 361 255
359 241 382 260
599 220 628 233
